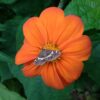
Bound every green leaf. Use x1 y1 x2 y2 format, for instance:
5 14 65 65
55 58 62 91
0 4 15 23
0 0 16 4
12 0 49 17
0 83 25 100
0 24 6 31
0 38 6 42
11 0 60 17
1 16 23 56
0 62 13 82
85 43 100 86
0 52 13 82
0 52 12 62
64 0 100 30
3 78 25 96
16 17 28 50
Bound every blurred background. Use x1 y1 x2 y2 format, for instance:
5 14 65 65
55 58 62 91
0 0 100 100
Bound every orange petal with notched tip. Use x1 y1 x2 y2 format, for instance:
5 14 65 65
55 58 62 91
41 63 64 89
15 40 40 65
55 61 73 84
61 35 91 61
39 7 64 43
23 17 48 47
22 61 42 77
55 15 84 45
48 63 64 89
56 57 83 84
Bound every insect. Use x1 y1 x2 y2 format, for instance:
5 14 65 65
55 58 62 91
34 49 61 66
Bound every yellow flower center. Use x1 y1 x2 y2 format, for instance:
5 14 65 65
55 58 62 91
34 43 61 66
43 43 59 51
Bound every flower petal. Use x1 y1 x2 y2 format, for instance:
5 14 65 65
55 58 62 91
55 57 83 85
41 63 64 89
40 64 51 87
22 61 42 77
39 7 64 43
23 17 48 47
55 61 74 84
48 63 64 89
61 35 91 61
56 15 84 46
15 40 40 65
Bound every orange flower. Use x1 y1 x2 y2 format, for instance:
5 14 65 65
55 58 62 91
15 7 91 89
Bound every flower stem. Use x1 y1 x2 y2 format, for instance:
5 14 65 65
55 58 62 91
58 0 64 9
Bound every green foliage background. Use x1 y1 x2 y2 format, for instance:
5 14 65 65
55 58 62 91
0 0 100 100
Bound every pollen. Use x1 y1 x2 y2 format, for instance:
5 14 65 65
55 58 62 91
43 43 59 51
